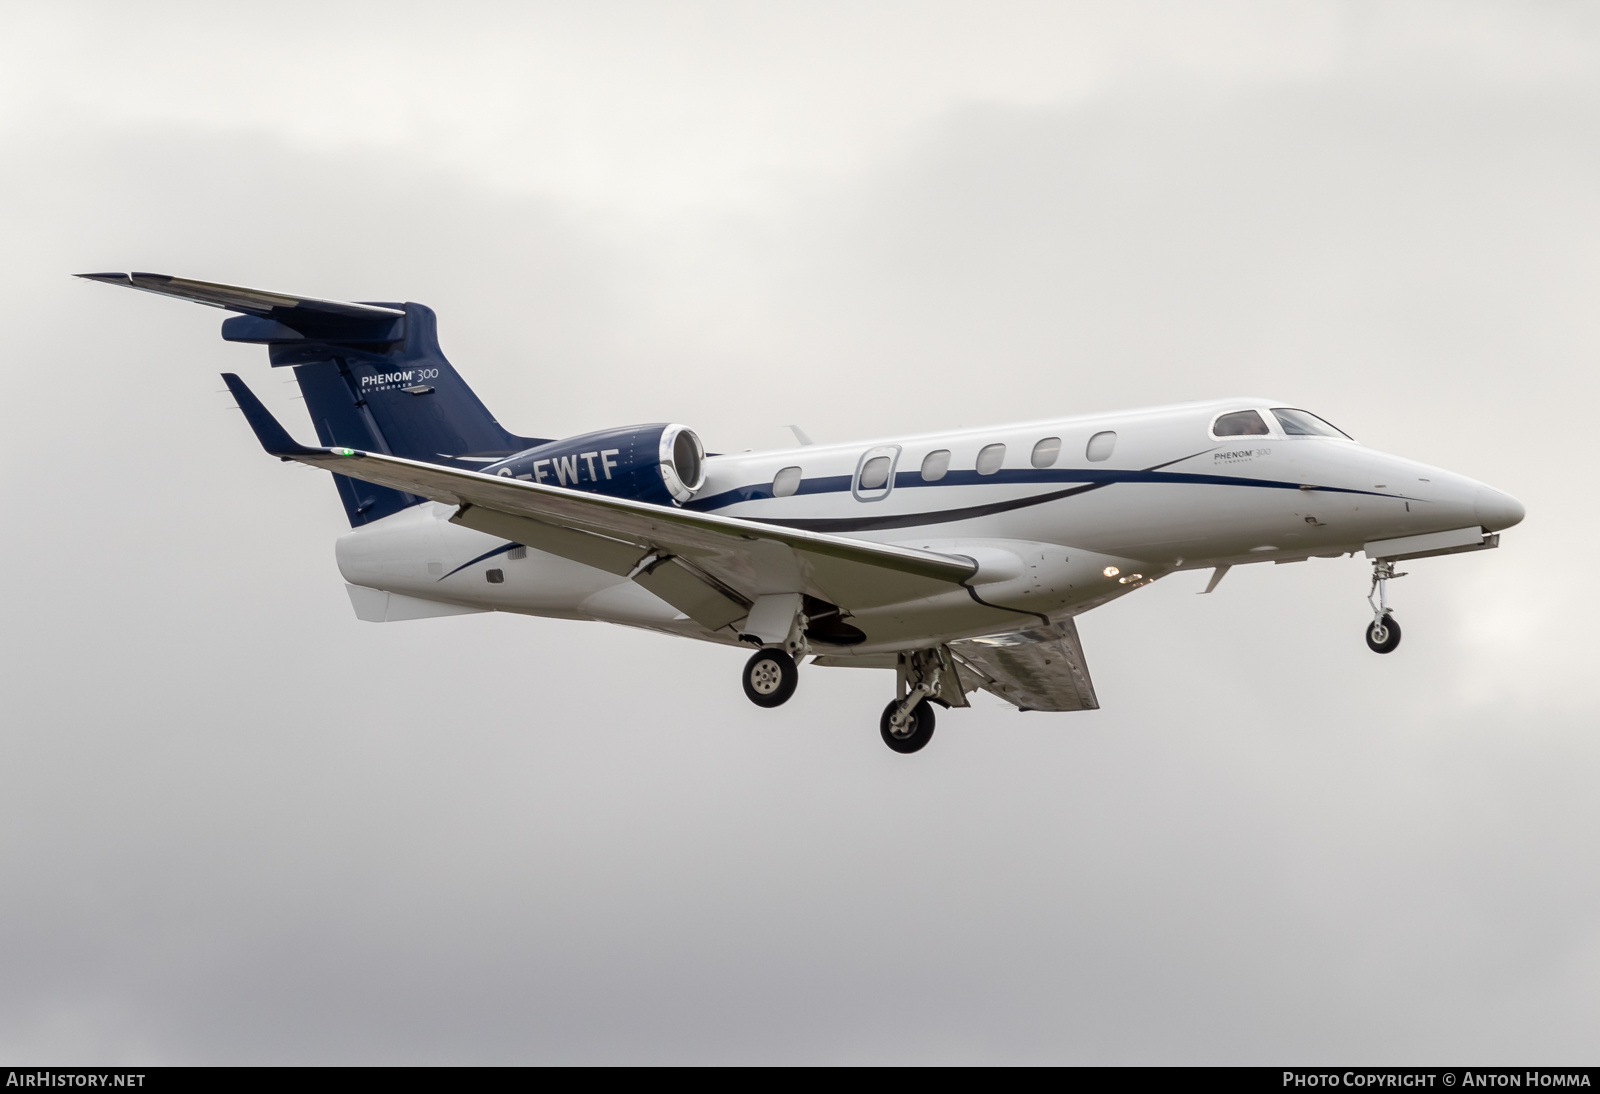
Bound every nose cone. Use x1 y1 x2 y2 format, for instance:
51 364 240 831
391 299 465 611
1475 485 1526 531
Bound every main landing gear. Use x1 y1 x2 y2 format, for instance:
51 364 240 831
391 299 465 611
739 643 963 756
742 648 798 708
1365 559 1406 654
879 648 964 755
881 697 936 754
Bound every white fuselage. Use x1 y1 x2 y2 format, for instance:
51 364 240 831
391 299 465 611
334 398 1523 654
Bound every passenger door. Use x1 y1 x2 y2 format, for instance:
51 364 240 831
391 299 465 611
852 445 901 502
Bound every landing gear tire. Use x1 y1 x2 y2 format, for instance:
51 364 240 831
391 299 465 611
742 648 798 707
880 698 936 754
1366 615 1402 654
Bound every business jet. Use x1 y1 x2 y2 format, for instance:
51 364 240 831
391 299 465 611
81 273 1525 753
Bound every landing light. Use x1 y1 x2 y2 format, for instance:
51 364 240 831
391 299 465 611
1118 574 1143 585
1103 566 1119 577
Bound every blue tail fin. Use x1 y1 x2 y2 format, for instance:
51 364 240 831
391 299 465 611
78 273 547 525
240 302 548 524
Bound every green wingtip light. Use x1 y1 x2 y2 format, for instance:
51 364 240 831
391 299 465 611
333 447 356 456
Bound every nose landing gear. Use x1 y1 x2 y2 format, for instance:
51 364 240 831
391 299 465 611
1366 616 1402 654
1365 559 1406 654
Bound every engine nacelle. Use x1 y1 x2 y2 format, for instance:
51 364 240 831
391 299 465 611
480 423 706 507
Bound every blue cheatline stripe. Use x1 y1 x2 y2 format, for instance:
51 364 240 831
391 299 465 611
438 540 518 581
690 466 1389 512
687 474 853 509
685 450 1403 534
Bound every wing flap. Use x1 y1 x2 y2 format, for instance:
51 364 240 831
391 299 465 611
632 557 750 631
450 502 749 630
949 619 1100 713
450 503 644 577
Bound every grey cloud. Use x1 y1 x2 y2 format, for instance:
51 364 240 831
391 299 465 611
0 48 1596 1064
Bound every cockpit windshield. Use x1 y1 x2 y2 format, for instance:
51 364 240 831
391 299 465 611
1271 408 1351 439
1212 410 1270 437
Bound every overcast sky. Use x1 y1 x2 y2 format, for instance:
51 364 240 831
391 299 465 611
1 1 1597 1064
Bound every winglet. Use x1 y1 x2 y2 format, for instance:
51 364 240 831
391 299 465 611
221 373 328 459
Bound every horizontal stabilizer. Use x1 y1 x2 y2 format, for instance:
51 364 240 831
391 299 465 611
76 272 401 319
77 272 404 343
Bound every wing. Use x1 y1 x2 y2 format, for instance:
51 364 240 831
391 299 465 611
222 373 976 630
949 619 1100 713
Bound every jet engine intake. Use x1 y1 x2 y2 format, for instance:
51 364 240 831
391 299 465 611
481 423 705 506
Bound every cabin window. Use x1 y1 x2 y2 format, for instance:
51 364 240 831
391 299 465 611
858 456 892 490
772 466 802 497
1271 408 1351 439
1212 410 1270 437
976 443 1006 476
1031 437 1061 468
920 449 951 481
1086 431 1116 462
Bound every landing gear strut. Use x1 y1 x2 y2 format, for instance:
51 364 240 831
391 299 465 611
880 648 964 754
1365 559 1406 654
